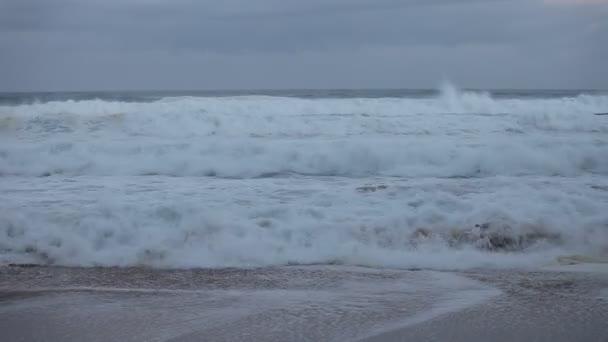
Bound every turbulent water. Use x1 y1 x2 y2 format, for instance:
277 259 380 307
1 85 608 269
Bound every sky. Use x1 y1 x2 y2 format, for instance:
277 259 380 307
0 0 607 91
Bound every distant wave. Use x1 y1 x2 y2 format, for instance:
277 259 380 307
1 87 607 178
1 138 607 178
1 88 607 139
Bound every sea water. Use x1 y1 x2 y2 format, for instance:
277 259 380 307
1 85 607 269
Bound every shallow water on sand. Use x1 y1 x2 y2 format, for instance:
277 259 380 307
0 266 496 341
1 266 608 342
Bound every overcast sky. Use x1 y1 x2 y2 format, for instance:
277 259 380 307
0 0 606 91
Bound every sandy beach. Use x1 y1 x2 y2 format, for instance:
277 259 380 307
1 265 607 342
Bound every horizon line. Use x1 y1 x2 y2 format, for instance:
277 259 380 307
2 87 607 94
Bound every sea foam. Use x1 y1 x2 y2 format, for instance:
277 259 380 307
1 87 607 269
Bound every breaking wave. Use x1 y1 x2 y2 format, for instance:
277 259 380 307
1 86 608 269
1 88 607 139
1 87 607 178
1 138 607 178
2 176 607 269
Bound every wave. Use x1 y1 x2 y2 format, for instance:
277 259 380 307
2 87 607 270
1 138 607 178
1 88 608 138
1 86 607 178
1 176 607 269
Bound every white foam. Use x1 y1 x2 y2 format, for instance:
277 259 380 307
1 88 607 269
1 90 607 140
1 175 606 269
1 89 607 178
1 137 606 178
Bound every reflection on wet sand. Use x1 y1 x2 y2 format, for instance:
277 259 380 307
1 265 607 342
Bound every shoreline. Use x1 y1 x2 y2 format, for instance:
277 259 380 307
363 269 608 342
1 265 607 341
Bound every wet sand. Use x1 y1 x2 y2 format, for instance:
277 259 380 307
1 265 607 342
363 269 608 342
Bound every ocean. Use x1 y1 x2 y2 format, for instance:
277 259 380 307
1 85 608 269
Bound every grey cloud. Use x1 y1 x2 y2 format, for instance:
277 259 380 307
0 0 606 90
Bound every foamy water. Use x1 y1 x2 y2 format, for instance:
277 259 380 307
1 86 607 269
